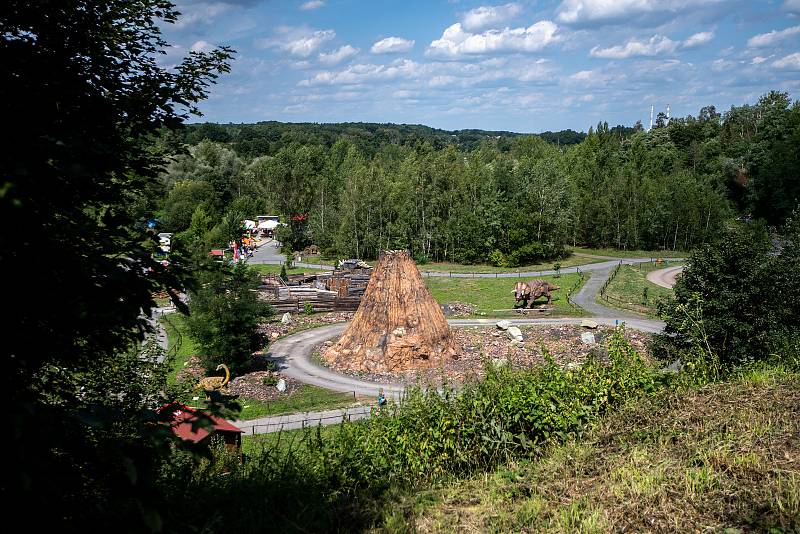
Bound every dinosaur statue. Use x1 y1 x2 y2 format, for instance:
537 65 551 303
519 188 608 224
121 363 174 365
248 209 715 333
512 279 561 308
196 364 230 392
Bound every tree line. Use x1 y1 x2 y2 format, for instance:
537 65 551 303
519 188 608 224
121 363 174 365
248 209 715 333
158 93 798 265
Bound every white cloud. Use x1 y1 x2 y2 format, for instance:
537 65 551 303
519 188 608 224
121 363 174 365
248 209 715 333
462 3 523 31
299 0 324 10
174 2 234 28
429 75 457 87
371 37 415 54
772 52 800 70
590 31 713 59
256 27 336 57
282 103 310 113
783 0 800 13
299 59 423 86
318 45 359 65
190 40 215 53
751 55 769 64
427 21 559 57
747 25 800 48
682 31 714 48
711 58 733 71
556 0 721 25
590 35 678 58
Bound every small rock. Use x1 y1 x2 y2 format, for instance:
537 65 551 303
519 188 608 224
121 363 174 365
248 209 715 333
491 358 508 368
506 326 523 342
392 327 406 337
580 332 596 344
496 320 511 330
581 319 599 329
276 378 287 392
270 332 279 339
281 312 292 325
491 331 500 337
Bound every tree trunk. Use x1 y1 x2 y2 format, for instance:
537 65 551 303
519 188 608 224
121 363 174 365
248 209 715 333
324 250 458 373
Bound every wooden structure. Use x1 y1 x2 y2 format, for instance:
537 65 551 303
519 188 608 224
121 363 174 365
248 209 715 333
159 403 243 454
259 267 371 313
323 250 458 373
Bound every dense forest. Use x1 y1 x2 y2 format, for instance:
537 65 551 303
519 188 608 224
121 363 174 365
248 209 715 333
156 93 799 265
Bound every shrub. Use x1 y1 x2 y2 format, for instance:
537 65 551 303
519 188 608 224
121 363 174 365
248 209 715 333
661 216 800 365
303 301 313 315
158 329 661 531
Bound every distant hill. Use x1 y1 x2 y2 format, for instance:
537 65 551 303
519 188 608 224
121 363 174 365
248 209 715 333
179 121 588 157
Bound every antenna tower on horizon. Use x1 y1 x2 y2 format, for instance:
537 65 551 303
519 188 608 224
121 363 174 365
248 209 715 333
649 105 654 131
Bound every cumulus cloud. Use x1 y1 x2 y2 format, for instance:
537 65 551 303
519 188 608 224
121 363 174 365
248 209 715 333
772 52 800 70
318 45 359 65
190 40 215 52
299 0 324 10
711 58 733 71
590 31 713 59
683 31 714 48
747 25 800 48
556 0 721 25
299 59 423 86
751 55 770 64
256 27 336 57
783 0 800 13
427 21 559 57
371 37 415 54
461 3 523 31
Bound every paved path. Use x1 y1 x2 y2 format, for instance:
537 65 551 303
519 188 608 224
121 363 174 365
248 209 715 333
237 315 665 434
231 254 680 435
236 406 373 435
647 265 685 289
249 238 286 264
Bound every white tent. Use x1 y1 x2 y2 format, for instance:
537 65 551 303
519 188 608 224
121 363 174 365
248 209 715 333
257 220 282 230
243 219 257 229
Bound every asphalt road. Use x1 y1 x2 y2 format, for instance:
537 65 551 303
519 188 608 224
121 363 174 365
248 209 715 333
647 265 686 289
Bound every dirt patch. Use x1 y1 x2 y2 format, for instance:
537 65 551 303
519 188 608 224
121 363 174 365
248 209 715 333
225 371 304 402
258 311 354 342
317 325 652 385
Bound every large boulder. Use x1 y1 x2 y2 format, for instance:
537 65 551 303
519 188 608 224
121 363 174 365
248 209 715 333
496 320 511 330
506 326 523 342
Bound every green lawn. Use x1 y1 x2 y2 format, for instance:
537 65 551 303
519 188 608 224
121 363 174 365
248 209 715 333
237 386 359 421
425 272 586 317
419 254 602 274
160 313 200 386
161 312 360 418
601 263 679 317
570 246 685 259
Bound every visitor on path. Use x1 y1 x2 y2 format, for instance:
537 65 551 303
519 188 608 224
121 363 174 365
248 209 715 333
377 388 387 407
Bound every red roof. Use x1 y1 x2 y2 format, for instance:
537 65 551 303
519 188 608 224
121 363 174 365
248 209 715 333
159 403 242 443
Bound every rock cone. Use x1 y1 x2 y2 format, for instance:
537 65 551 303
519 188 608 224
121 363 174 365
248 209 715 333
324 250 458 373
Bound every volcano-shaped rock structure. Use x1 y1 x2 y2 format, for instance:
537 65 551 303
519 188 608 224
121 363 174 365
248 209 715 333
324 250 458 373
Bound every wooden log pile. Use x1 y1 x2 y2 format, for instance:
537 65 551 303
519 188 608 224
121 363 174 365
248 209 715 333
323 250 458 373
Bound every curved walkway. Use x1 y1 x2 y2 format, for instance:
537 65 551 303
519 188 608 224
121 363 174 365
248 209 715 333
647 265 685 289
236 253 681 434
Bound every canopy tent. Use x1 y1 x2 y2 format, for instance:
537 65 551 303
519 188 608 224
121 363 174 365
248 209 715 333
257 220 283 230
243 219 257 229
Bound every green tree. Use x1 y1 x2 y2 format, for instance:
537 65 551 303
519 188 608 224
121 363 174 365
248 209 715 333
1 0 232 528
661 218 800 364
187 264 273 375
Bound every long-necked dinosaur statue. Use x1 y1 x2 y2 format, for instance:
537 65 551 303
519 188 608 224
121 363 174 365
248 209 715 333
196 364 230 391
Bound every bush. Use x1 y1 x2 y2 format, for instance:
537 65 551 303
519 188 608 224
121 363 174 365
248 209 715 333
505 242 566 267
157 329 661 531
661 216 800 365
187 263 274 375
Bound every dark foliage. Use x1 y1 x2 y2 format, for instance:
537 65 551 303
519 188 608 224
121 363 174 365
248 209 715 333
187 263 273 376
662 215 800 364
1 0 232 528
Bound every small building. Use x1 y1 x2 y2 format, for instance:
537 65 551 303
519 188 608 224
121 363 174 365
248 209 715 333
157 232 173 253
158 403 243 453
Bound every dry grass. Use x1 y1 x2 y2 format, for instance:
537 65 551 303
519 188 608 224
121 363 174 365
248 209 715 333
407 369 800 533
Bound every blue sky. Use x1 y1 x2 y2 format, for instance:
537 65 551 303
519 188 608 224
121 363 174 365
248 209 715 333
163 0 800 132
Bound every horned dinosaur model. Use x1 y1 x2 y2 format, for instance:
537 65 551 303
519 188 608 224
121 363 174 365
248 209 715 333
512 279 561 307
196 364 230 391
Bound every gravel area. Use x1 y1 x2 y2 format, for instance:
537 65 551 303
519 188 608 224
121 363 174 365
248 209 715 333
317 324 652 385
